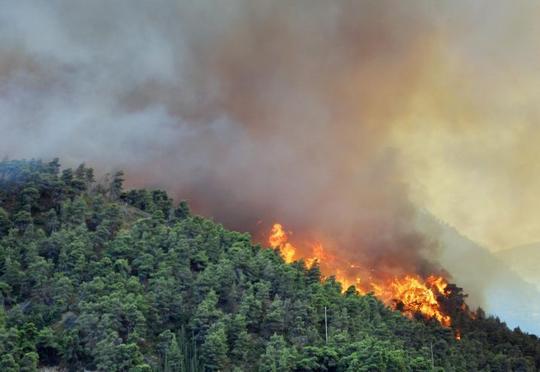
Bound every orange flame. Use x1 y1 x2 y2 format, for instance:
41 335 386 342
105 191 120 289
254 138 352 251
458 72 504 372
267 222 453 328
268 223 296 263
373 275 451 327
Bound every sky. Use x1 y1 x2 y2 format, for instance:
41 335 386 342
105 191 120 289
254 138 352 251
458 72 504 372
0 1 539 307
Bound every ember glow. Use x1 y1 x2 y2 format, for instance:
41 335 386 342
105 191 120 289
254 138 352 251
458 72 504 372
268 223 453 327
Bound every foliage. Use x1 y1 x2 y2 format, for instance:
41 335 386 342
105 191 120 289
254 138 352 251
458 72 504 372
0 159 539 371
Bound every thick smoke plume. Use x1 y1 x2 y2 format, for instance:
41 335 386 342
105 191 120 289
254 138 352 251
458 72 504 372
1 0 540 316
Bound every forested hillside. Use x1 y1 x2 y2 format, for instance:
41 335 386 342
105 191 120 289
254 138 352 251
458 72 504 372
0 159 539 371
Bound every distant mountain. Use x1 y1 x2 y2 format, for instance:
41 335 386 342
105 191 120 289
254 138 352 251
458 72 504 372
496 243 540 291
417 212 540 336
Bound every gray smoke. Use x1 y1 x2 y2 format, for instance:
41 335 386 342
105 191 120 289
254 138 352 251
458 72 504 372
1 0 540 331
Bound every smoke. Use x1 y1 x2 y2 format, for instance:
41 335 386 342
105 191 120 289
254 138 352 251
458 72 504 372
1 0 540 316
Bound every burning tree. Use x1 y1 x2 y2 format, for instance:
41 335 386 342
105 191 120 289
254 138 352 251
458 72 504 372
267 222 475 335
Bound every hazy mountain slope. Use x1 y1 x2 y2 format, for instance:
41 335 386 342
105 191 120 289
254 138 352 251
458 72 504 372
497 243 540 291
417 212 540 335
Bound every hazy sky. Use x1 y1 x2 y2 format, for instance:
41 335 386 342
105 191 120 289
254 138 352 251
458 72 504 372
0 0 539 256
390 2 540 251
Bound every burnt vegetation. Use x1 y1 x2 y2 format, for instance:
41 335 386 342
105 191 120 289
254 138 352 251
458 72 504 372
0 159 539 371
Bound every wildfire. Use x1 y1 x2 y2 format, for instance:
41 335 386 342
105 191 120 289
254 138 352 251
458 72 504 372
267 222 453 328
268 223 296 263
373 275 451 327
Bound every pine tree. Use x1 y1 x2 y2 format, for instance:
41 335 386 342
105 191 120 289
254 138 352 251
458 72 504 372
164 334 184 372
0 354 19 372
201 322 229 371
259 334 296 372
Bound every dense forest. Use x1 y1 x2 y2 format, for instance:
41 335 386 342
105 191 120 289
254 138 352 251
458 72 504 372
0 159 539 371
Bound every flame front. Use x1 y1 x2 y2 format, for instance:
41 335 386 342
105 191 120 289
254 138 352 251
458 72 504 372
374 275 451 327
267 223 453 328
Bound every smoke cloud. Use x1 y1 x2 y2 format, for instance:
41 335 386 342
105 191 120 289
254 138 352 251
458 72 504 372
1 0 540 327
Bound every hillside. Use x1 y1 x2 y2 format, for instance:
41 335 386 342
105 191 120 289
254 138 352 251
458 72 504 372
0 159 539 371
496 244 540 291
